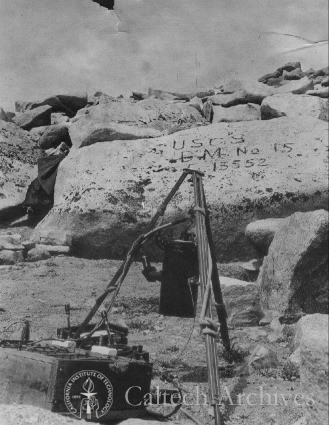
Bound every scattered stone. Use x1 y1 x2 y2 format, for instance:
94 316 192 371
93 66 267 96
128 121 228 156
217 263 250 281
191 89 215 99
321 76 329 87
26 247 51 262
51 112 70 125
282 68 304 80
5 112 15 122
275 77 314 95
13 105 52 130
221 280 262 327
16 93 88 117
0 234 22 245
306 87 329 98
31 230 72 247
288 347 301 366
277 62 301 73
203 99 213 122
212 103 261 122
93 93 117 105
319 100 329 122
207 93 242 106
38 124 72 150
313 66 329 78
15 100 33 113
241 259 261 272
0 243 24 251
248 345 279 370
213 78 274 104
258 71 281 83
56 93 88 113
313 76 324 85
16 97 68 115
259 317 271 326
304 68 316 78
261 94 327 120
259 210 329 321
148 88 190 101
269 317 284 332
0 250 24 265
131 92 147 101
29 125 49 143
189 96 204 113
21 240 36 251
245 218 284 255
314 83 323 91
0 107 9 122
36 244 70 254
266 77 284 87
300 314 328 425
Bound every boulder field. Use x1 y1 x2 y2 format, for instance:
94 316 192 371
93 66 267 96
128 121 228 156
32 116 328 261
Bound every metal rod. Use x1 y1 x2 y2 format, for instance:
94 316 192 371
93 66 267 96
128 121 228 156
191 171 223 425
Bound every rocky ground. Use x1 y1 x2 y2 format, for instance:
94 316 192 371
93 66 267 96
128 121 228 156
0 250 305 425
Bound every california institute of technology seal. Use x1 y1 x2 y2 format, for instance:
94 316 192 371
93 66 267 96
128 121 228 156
64 370 113 420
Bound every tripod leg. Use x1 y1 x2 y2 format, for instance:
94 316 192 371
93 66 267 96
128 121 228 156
192 171 223 425
201 185 231 351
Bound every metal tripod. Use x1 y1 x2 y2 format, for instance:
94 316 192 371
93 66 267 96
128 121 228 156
75 168 230 425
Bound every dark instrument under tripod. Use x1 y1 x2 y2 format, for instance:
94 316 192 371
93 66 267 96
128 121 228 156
74 168 230 425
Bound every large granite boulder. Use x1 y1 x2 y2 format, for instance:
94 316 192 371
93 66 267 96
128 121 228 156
299 314 328 425
33 117 328 261
261 94 327 120
69 98 204 148
259 210 328 322
13 105 52 130
0 121 40 217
